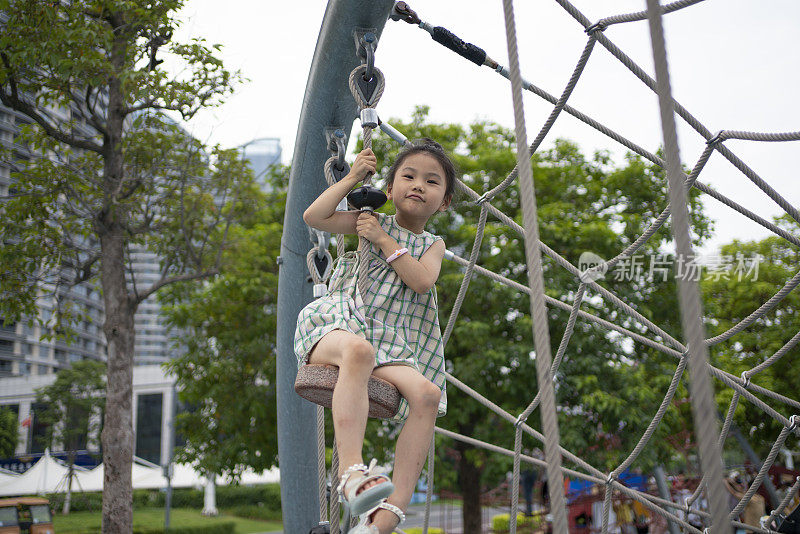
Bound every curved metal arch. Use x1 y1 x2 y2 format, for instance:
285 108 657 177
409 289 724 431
275 1 395 531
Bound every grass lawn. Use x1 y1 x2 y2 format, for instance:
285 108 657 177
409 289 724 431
52 507 282 533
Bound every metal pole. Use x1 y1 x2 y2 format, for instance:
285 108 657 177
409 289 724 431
654 465 681 534
276 2 394 532
164 382 177 529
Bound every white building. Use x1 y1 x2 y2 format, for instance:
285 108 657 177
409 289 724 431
0 365 176 468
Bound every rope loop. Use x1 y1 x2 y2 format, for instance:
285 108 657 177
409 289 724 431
349 64 385 109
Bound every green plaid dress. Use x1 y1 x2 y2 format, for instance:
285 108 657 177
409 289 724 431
294 213 447 422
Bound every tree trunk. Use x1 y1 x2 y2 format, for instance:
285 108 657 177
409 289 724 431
63 450 75 515
100 35 135 529
100 223 136 533
457 441 483 534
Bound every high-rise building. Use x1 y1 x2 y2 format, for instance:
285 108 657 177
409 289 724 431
0 106 107 378
241 137 282 190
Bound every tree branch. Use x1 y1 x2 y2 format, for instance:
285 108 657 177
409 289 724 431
134 269 218 306
0 54 104 154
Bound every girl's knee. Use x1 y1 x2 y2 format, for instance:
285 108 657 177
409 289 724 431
408 380 441 413
340 336 375 370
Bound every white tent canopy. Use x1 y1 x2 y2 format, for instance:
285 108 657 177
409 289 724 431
0 450 280 497
0 449 70 496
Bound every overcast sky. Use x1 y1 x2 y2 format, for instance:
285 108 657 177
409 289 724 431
173 1 799 256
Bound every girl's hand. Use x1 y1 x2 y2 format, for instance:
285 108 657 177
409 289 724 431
355 211 387 246
350 148 377 183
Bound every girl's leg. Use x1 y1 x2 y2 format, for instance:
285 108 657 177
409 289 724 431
308 329 376 475
369 365 441 534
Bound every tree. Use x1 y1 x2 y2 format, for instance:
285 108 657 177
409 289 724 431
702 215 800 458
34 359 106 514
365 107 711 531
0 406 18 457
159 165 288 479
0 2 251 531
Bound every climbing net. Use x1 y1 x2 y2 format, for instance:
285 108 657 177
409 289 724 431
302 1 800 533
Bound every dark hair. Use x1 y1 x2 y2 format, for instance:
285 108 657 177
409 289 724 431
385 138 456 205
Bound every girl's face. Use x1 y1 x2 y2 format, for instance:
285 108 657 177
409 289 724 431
387 153 451 222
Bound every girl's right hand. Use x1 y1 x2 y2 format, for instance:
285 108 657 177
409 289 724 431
350 148 377 182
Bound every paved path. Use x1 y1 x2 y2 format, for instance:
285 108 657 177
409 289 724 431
258 502 515 533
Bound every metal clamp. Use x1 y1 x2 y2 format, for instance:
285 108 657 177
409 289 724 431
360 108 379 129
476 192 492 205
585 21 606 35
390 1 421 25
788 414 800 432
514 414 526 428
605 473 615 486
740 371 751 389
707 130 726 146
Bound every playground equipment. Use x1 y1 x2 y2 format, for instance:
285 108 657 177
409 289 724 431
277 1 800 533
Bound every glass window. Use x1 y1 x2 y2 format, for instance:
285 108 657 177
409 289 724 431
0 506 18 526
135 393 163 464
29 504 51 524
30 402 50 453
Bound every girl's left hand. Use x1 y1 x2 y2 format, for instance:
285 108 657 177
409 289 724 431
355 211 387 245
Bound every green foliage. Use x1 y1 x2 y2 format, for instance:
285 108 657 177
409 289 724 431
0 0 246 335
0 406 19 457
491 512 543 533
159 166 287 479
404 528 445 534
46 483 282 514
34 360 106 453
701 215 800 458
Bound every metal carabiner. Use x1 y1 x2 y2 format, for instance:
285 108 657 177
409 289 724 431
362 32 376 82
333 129 346 171
314 229 330 260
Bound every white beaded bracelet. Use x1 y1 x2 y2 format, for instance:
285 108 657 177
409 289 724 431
386 247 409 263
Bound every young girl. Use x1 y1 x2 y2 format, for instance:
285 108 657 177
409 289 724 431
294 139 455 534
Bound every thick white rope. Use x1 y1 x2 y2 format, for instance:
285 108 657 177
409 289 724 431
645 2 729 531
500 1 569 531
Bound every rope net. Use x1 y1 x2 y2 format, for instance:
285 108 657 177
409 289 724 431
302 1 799 533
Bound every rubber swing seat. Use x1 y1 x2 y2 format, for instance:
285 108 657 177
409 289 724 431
294 364 401 419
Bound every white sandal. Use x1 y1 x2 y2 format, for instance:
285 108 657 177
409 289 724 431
339 459 394 533
351 499 406 534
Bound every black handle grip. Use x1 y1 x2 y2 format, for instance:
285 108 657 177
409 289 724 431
432 26 487 66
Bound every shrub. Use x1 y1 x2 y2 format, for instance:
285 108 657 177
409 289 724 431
404 528 445 534
491 512 543 533
222 504 282 521
216 483 281 510
133 522 235 534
